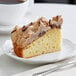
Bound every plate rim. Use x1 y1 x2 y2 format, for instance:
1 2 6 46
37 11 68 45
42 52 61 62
4 39 76 64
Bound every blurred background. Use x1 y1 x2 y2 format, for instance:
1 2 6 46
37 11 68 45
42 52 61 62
35 0 76 4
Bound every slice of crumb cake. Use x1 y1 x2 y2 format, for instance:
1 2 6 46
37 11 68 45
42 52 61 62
11 16 63 58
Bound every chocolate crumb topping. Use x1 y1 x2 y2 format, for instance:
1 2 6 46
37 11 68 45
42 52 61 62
11 25 18 33
30 22 33 25
56 16 59 21
50 24 56 29
49 19 51 25
57 25 61 28
28 22 34 26
49 15 63 29
50 24 61 29
38 31 46 37
22 26 28 31
11 29 16 33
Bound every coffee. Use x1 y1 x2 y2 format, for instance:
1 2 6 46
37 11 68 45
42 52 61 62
0 0 26 4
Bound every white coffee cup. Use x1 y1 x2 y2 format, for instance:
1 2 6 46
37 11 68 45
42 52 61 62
0 0 34 26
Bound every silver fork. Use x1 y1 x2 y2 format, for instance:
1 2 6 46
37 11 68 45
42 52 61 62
33 56 76 76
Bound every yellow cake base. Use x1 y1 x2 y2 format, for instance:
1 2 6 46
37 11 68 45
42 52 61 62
21 28 62 58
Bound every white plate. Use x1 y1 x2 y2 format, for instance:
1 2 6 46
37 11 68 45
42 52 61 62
3 39 76 64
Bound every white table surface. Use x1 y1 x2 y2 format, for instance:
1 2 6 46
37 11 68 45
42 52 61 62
0 3 76 76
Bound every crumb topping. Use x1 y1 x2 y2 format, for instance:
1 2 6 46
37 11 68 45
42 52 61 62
11 16 63 48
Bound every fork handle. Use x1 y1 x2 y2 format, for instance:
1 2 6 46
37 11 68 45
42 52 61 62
33 61 76 76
